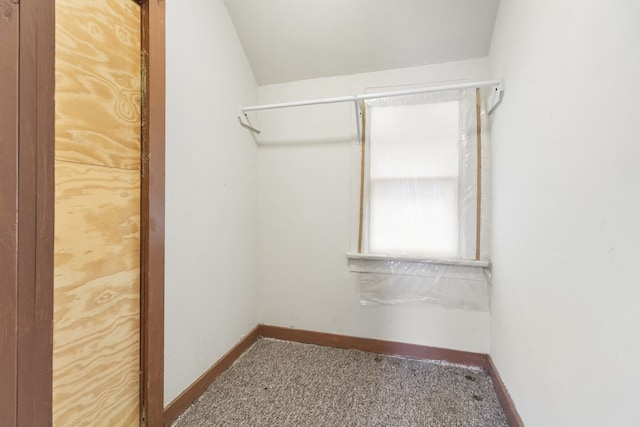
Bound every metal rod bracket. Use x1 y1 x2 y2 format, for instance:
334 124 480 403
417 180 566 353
488 82 505 115
238 112 261 133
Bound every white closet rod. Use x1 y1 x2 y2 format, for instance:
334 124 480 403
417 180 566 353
238 79 503 134
242 94 358 112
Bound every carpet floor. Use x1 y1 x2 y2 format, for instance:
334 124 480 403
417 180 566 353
172 338 509 427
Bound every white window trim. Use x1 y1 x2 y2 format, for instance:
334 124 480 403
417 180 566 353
346 252 489 268
350 86 492 260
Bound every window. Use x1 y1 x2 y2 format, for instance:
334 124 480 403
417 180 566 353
368 100 460 258
350 88 493 310
357 89 490 263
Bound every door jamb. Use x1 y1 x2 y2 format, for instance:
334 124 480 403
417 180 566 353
140 1 166 425
0 0 55 425
0 0 166 425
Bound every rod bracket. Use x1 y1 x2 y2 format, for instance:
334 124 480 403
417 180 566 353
238 111 261 133
488 81 504 115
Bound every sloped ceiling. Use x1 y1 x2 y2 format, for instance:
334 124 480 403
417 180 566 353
224 0 500 85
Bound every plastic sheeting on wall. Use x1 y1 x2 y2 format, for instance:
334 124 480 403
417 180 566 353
354 86 494 310
351 258 490 311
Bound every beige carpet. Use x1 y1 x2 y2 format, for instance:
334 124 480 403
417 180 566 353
172 338 509 426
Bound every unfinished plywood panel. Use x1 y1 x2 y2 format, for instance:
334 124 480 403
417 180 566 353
53 0 141 425
55 0 141 170
53 162 140 426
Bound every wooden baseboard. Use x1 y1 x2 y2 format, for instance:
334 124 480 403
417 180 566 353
163 324 523 427
259 324 489 368
487 356 524 427
163 326 260 426
260 325 524 426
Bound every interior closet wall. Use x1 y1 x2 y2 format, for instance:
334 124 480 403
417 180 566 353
489 0 640 425
164 0 259 406
256 58 492 353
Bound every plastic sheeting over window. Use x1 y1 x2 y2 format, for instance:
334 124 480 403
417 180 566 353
350 258 490 311
368 99 461 258
353 87 494 310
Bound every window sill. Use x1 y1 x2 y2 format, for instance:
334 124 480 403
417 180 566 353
346 253 489 268
347 252 491 311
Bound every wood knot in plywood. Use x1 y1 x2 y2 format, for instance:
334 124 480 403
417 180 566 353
0 0 18 22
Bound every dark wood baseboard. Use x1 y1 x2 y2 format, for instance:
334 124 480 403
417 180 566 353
163 324 523 427
487 356 524 427
259 324 489 368
163 326 260 426
260 325 523 426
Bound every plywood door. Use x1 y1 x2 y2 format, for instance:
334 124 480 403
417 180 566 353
53 0 142 425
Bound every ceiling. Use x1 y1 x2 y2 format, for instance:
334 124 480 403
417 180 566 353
224 0 501 86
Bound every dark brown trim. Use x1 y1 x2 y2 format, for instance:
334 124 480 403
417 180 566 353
261 326 525 425
0 0 21 423
163 327 261 426
2 1 164 425
259 325 489 368
487 356 524 427
140 0 166 426
161 325 523 427
14 0 56 425
0 0 57 424
30 0 55 423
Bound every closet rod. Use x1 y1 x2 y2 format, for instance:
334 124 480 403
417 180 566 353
240 79 502 113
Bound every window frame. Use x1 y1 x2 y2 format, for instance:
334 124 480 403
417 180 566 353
351 87 491 268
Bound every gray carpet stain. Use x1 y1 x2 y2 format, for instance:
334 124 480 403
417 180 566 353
172 338 509 427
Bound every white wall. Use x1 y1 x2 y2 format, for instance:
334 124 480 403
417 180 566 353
256 59 493 353
165 0 258 406
489 0 640 425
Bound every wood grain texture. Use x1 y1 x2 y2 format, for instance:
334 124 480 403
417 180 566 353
53 0 142 424
16 3 39 424
53 161 141 426
17 0 56 424
140 0 167 424
55 0 141 170
0 1 20 423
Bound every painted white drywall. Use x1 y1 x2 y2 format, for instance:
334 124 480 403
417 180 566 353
489 0 640 425
224 0 500 85
256 59 493 353
164 0 258 406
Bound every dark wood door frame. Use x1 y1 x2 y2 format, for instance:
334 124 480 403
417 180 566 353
0 0 21 422
1 0 55 425
0 0 166 425
140 1 166 425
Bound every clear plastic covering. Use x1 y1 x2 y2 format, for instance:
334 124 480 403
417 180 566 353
353 86 494 310
350 258 490 311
